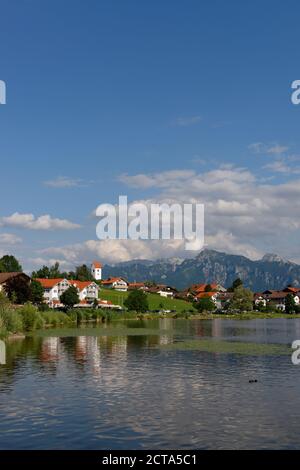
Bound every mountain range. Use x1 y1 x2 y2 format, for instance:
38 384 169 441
102 249 300 292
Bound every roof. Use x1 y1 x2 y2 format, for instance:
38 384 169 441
35 279 98 291
195 292 216 299
284 287 300 293
102 277 127 285
35 278 65 288
92 261 103 269
0 272 30 284
192 283 219 293
69 280 98 291
268 293 289 300
128 282 145 288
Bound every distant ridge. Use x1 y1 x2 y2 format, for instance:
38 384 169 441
102 249 300 291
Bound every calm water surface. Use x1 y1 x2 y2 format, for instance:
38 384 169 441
0 318 300 449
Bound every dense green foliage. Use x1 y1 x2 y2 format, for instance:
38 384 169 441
0 297 72 336
230 285 254 311
32 261 68 279
4 276 31 304
0 255 22 272
75 264 93 281
285 293 296 314
124 290 149 312
30 280 44 303
227 278 243 292
32 261 92 281
60 286 80 309
195 297 215 312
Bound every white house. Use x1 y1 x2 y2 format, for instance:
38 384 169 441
36 278 100 307
69 280 100 301
254 295 267 308
91 261 102 281
36 278 70 304
101 277 128 292
157 289 174 298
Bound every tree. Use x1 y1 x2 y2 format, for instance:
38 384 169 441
32 262 69 279
49 262 62 278
285 294 296 314
4 276 31 304
32 265 51 278
124 290 149 312
0 255 22 273
227 278 243 292
204 284 212 292
60 286 79 309
75 264 92 281
195 297 215 312
230 285 253 311
30 280 44 304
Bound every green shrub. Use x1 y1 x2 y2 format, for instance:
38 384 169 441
19 303 45 331
1 309 23 333
38 303 51 312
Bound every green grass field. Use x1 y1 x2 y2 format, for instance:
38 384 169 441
100 288 195 312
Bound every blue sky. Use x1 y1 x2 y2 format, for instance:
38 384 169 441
1 0 300 271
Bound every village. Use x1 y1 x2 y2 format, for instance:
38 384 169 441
0 257 299 314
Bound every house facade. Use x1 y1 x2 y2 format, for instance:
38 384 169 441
36 278 100 307
101 277 128 292
69 280 99 301
147 285 177 298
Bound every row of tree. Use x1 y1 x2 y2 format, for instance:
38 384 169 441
0 255 95 283
32 262 94 281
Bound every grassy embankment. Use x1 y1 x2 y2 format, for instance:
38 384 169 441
100 288 195 313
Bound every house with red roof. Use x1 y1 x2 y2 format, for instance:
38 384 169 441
36 278 100 307
254 287 300 311
101 277 128 292
69 280 99 302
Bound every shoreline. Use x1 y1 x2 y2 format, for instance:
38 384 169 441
2 311 300 340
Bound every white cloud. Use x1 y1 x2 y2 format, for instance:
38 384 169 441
248 142 265 154
39 239 188 265
248 142 289 155
263 158 300 175
172 115 202 127
267 145 289 155
0 233 22 245
28 257 71 269
117 165 300 260
44 176 85 188
1 212 80 230
119 170 196 189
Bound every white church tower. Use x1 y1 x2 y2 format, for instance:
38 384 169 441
91 261 102 281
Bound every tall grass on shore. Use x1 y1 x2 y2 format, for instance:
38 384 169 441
0 295 142 338
0 295 72 337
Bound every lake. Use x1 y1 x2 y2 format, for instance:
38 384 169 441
0 317 300 449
